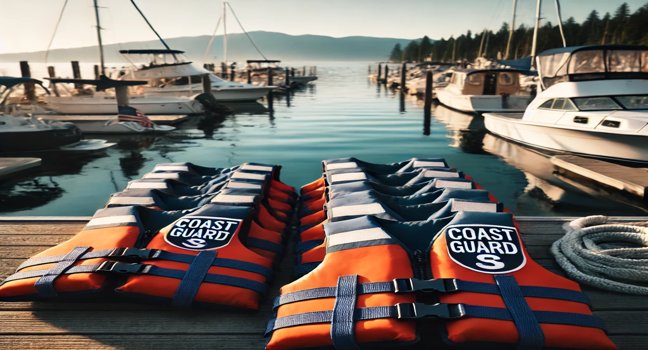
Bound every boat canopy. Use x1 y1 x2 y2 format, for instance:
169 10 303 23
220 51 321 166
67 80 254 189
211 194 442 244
119 49 185 55
537 45 648 88
246 60 281 64
450 69 530 95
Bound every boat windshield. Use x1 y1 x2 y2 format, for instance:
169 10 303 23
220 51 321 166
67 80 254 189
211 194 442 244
538 47 648 88
572 97 623 111
615 95 648 110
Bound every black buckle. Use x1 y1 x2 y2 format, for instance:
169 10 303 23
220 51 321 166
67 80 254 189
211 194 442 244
396 303 465 319
110 248 158 260
97 261 145 274
393 278 459 293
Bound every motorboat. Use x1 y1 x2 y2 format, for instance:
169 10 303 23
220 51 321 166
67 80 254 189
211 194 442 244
0 77 115 152
436 68 534 113
113 49 273 102
405 64 455 97
484 45 648 163
42 77 177 134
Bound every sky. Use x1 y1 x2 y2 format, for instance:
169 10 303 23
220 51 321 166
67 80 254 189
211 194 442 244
0 0 645 54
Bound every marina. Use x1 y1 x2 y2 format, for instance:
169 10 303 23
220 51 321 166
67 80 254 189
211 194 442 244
1 0 648 349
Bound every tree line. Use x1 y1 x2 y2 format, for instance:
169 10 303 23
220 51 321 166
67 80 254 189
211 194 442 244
388 2 648 63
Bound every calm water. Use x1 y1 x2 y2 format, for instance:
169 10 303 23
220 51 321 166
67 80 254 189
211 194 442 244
1 62 646 216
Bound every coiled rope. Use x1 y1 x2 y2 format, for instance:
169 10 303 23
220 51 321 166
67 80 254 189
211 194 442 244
550 215 648 295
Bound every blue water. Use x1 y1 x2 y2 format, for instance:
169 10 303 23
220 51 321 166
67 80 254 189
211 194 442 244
0 62 646 216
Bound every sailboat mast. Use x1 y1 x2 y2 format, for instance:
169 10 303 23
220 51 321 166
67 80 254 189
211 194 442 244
93 0 105 75
504 0 517 60
555 0 567 47
223 1 228 64
530 0 542 69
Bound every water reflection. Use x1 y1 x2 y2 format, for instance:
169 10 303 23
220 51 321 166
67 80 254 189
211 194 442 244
482 133 648 214
432 104 486 154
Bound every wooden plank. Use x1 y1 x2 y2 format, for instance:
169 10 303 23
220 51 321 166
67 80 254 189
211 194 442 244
552 155 648 200
0 157 41 179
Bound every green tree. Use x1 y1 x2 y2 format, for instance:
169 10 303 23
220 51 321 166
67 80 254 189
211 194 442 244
419 36 433 61
389 44 403 62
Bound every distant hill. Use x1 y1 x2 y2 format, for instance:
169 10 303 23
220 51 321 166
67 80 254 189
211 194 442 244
0 31 413 63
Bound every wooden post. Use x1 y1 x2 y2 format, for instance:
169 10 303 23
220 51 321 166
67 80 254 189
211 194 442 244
400 62 407 94
377 64 382 83
383 65 389 85
267 67 274 111
291 68 295 77
47 66 60 97
302 66 306 76
71 61 82 90
19 61 35 101
423 70 433 135
247 68 252 84
202 73 211 93
285 67 290 86
221 62 228 79
115 86 129 107
94 65 100 79
230 65 236 82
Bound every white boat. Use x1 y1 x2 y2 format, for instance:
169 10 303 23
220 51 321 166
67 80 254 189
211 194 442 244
0 77 114 152
484 45 648 163
44 91 204 115
114 49 273 102
436 68 534 113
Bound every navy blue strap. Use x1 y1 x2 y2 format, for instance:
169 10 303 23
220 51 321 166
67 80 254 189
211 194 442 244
330 275 360 349
273 278 590 309
172 251 217 307
34 247 90 298
246 237 284 254
156 250 272 278
146 265 268 295
295 240 323 254
495 275 544 350
16 249 113 271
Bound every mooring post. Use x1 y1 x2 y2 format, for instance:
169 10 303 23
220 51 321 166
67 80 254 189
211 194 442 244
47 66 60 97
291 68 295 77
377 64 382 83
400 62 407 94
285 67 291 86
221 62 228 79
115 86 129 108
230 65 236 82
383 65 389 85
302 66 306 76
267 67 274 112
71 61 83 90
247 68 252 84
202 73 211 93
19 61 36 101
423 70 433 135
93 65 100 79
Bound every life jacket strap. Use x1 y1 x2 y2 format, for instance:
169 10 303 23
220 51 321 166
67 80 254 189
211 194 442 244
34 246 90 298
13 248 272 279
273 277 590 309
172 251 217 307
247 238 284 254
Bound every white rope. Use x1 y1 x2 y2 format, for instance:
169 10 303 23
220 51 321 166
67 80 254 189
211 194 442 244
551 215 648 295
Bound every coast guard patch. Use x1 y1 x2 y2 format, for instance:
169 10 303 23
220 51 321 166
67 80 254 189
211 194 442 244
445 224 526 274
165 216 241 251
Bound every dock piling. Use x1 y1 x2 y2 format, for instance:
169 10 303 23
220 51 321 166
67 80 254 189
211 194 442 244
400 62 407 94
247 68 252 84
383 65 389 85
377 64 382 83
285 67 290 86
423 70 433 135
230 65 236 82
71 61 83 90
19 61 35 101
47 66 60 97
267 67 274 112
93 65 100 79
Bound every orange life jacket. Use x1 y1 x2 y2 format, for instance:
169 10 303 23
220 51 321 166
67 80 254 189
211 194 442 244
265 212 617 349
0 206 180 300
115 200 274 309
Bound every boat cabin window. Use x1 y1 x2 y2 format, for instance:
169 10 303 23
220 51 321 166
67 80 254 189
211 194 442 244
538 98 577 111
615 95 648 110
572 96 623 111
466 74 482 86
608 50 643 72
498 72 515 86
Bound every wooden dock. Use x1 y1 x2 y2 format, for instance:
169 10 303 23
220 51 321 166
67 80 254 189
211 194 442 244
39 114 191 126
0 158 41 179
552 155 648 202
0 216 647 349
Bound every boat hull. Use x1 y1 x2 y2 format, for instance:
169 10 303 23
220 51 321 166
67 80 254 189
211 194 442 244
45 97 204 115
0 126 82 152
484 113 648 163
436 88 531 113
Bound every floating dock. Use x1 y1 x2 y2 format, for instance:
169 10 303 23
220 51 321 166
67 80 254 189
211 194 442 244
39 114 191 126
552 155 648 202
0 216 646 349
0 158 41 179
